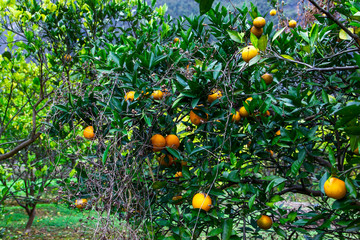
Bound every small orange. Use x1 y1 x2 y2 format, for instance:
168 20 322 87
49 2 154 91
354 148 359 155
239 106 249 118
165 134 180 149
152 90 163 100
270 9 276 16
251 26 263 38
190 108 208 126
257 215 272 230
275 130 281 136
289 20 297 28
83 126 95 140
172 195 183 205
253 17 266 28
158 154 174 167
208 90 222 103
261 73 273 85
231 111 241 123
64 54 72 62
242 45 258 63
75 199 88 209
124 91 135 101
245 97 253 104
175 172 183 178
266 149 274 156
181 161 188 166
173 37 180 43
192 193 212 212
324 177 347 200
263 110 271 117
247 141 251 148
151 134 166 152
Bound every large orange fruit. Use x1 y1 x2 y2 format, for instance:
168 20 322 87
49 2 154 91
270 9 276 16
124 91 135 101
242 45 258 63
324 177 347 200
165 134 180 149
253 17 266 28
75 199 88 209
261 73 273 85
190 108 208 126
192 193 212 212
251 26 263 38
151 134 166 152
83 126 95 140
257 215 272 230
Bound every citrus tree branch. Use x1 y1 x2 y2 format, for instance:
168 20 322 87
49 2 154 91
307 0 360 48
0 132 41 161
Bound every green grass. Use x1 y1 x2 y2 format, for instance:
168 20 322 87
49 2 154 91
0 204 97 240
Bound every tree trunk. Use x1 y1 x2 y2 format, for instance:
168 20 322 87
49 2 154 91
24 206 36 234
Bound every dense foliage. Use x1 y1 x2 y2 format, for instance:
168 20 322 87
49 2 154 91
1 0 360 239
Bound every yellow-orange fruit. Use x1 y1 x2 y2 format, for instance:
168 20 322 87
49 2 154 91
83 126 95 140
190 109 208 126
192 193 212 212
257 215 272 230
64 54 72 62
175 172 183 178
173 38 180 43
151 134 166 152
253 17 266 28
152 90 164 100
75 199 88 209
251 26 263 38
270 9 276 16
275 130 281 136
289 20 297 28
354 148 359 155
158 154 174 167
261 73 273 85
324 177 347 200
242 45 258 63
124 91 135 101
208 90 222 103
239 106 249 118
172 195 183 205
165 134 180 149
231 111 241 123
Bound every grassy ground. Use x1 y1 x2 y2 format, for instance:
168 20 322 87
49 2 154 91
0 204 97 240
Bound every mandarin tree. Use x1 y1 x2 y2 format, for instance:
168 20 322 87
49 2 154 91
50 0 360 238
2 0 360 239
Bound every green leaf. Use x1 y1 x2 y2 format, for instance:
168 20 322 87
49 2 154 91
166 147 182 160
248 194 256 210
208 227 222 237
272 27 286 42
339 28 354 40
266 177 287 192
344 126 360 135
250 33 258 49
199 0 215 15
182 166 191 180
345 177 357 198
321 89 329 104
258 34 268 51
221 219 233 240
103 143 111 164
291 148 306 176
327 146 336 167
227 30 244 43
